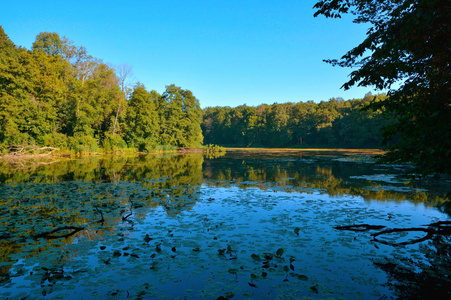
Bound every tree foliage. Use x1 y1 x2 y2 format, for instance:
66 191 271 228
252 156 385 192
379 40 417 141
32 32 66 57
158 84 203 148
313 0 450 174
125 83 160 151
202 93 390 148
0 26 204 153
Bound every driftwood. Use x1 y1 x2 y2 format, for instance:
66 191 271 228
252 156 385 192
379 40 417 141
371 228 435 246
334 221 451 246
8 145 59 156
35 226 85 239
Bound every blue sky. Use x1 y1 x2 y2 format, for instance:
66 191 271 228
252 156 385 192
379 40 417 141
1 0 380 108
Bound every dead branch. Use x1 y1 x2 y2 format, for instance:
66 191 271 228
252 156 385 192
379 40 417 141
424 220 451 227
334 220 451 246
8 145 60 156
35 226 85 239
113 149 125 155
371 228 435 246
122 196 134 221
36 160 60 166
94 207 105 223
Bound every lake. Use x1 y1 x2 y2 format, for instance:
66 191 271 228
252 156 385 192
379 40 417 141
0 150 450 299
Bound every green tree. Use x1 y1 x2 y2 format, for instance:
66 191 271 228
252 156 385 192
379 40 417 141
290 101 317 146
202 106 234 146
266 103 292 147
0 29 73 149
71 63 122 143
32 32 66 57
331 94 389 148
125 83 160 151
314 0 450 174
0 27 31 149
159 84 203 148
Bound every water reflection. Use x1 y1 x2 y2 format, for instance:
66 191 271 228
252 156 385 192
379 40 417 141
203 152 448 208
0 151 449 299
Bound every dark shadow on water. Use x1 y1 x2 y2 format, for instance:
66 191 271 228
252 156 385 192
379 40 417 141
374 235 451 299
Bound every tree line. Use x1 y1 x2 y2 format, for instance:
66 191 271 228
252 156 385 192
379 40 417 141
202 93 392 148
1 26 390 153
0 27 203 153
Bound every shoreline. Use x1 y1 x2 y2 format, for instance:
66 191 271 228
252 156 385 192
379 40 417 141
0 147 386 160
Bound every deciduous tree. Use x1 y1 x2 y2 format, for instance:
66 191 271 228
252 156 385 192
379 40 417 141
313 0 450 174
159 85 203 148
125 83 160 151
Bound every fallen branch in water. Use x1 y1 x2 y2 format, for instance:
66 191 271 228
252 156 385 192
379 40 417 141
122 211 132 221
35 226 85 239
424 220 451 227
371 228 434 246
333 224 386 231
334 221 451 246
122 196 134 221
94 207 105 223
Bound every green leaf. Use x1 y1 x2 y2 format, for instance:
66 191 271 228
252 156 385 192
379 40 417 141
291 273 308 281
228 269 238 275
251 254 261 261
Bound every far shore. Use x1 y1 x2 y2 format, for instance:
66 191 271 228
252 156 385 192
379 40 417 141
0 147 386 164
225 147 386 155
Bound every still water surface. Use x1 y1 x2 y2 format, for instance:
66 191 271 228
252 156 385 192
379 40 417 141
0 150 450 299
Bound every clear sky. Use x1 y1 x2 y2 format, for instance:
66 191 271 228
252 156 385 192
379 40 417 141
1 0 381 108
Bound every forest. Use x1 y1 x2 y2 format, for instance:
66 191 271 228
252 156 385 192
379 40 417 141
0 26 393 154
0 26 203 154
202 93 391 148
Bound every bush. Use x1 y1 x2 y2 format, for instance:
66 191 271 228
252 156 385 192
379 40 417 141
204 144 226 153
154 145 177 152
102 133 127 153
68 134 99 154
39 132 69 150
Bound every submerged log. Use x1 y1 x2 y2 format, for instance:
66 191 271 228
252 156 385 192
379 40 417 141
333 224 386 231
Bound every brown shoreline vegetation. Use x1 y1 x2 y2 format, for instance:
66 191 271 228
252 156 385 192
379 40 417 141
0 146 207 163
0 147 385 171
226 148 386 156
0 147 385 160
